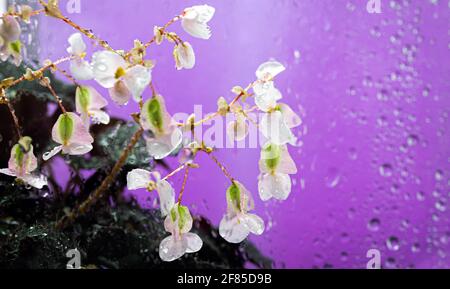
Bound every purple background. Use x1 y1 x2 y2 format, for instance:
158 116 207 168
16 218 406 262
38 0 450 268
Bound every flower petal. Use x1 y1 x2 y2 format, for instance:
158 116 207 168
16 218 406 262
181 5 215 40
64 143 93 156
70 59 94 81
90 110 110 125
260 111 296 145
0 168 16 177
51 112 93 146
68 113 94 145
279 103 301 129
184 232 203 253
226 117 248 142
277 146 297 174
159 235 187 262
146 127 183 160
109 80 132 106
241 213 265 235
256 61 285 80
140 95 173 136
219 214 249 244
126 168 151 190
43 145 62 161
0 16 21 42
67 33 86 55
156 179 175 217
254 83 282 112
258 173 292 201
123 65 152 102
91 50 126 88
21 174 48 189
173 42 195 70
88 86 109 109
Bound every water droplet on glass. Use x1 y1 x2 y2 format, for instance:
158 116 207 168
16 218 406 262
325 167 341 188
406 134 418 146
368 218 381 232
435 169 443 181
348 147 358 160
379 163 393 177
386 236 400 251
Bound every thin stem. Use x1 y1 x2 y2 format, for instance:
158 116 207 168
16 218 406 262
162 163 187 181
43 80 67 113
177 166 190 203
55 67 80 87
55 127 144 230
201 149 235 182
1 96 22 139
8 56 72 88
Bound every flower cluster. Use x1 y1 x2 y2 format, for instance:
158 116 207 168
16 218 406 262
252 61 301 201
0 2 300 263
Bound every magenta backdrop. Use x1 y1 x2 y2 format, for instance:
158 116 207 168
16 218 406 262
38 0 450 268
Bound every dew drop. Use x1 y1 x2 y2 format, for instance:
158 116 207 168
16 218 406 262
379 163 393 177
435 169 443 181
386 236 400 251
368 218 381 232
325 167 341 188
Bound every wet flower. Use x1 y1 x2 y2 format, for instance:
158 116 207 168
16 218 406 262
253 61 285 112
181 5 215 39
219 181 265 243
43 112 94 161
260 103 301 145
173 42 195 70
159 203 202 262
258 143 297 201
0 15 22 66
0 137 47 189
140 95 183 160
75 86 110 126
126 169 175 217
67 33 94 80
91 51 151 105
226 113 249 141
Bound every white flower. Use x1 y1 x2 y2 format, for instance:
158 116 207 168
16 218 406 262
43 112 94 161
219 181 265 243
181 5 215 39
226 113 249 142
159 203 203 262
67 33 94 80
258 143 297 201
91 51 152 105
140 95 183 160
173 42 195 70
0 16 22 66
75 86 110 127
126 169 175 217
260 103 301 145
253 61 286 112
255 61 286 81
0 137 47 189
